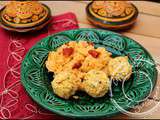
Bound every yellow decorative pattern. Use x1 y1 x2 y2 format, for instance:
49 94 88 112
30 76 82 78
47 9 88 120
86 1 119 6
90 1 136 22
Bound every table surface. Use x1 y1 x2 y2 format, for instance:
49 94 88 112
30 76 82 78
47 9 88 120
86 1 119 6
43 1 160 119
2 1 160 119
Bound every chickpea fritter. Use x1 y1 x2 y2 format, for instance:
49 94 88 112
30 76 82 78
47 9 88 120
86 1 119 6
108 56 132 81
82 70 110 98
51 71 80 99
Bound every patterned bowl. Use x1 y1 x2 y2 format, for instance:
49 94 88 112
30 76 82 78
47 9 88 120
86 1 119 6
0 4 52 32
86 1 139 30
21 28 157 119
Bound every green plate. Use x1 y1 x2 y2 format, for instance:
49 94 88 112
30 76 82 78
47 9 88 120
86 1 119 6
21 28 157 119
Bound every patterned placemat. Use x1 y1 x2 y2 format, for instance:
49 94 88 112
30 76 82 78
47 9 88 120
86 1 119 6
0 12 79 119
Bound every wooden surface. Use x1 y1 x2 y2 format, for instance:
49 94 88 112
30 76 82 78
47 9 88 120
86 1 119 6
42 1 160 119
2 1 159 119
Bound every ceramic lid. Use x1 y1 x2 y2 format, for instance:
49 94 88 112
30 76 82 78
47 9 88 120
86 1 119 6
86 1 139 30
1 1 51 28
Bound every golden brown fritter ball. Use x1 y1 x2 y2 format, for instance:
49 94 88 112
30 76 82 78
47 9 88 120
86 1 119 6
82 70 110 98
51 71 80 99
108 56 132 81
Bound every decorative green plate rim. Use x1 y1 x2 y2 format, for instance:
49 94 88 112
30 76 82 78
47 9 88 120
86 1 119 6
21 28 158 119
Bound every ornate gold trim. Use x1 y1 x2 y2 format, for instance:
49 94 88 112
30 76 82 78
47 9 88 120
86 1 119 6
1 5 50 28
87 15 137 29
89 4 136 22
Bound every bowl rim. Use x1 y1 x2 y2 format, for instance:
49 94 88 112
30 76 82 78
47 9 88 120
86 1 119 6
86 2 139 30
86 2 139 22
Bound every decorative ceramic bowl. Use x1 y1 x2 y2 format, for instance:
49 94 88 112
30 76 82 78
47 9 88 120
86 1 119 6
86 1 139 30
21 28 157 119
0 1 51 32
0 15 51 33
